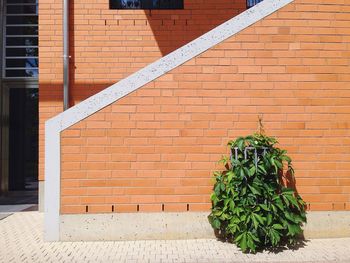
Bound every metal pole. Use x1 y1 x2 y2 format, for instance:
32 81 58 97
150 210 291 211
63 0 69 110
0 0 5 194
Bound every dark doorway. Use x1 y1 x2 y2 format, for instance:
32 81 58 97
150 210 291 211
9 88 38 192
0 86 39 208
0 0 39 210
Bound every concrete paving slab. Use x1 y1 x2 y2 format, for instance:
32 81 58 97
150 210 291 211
0 213 11 220
1 211 350 263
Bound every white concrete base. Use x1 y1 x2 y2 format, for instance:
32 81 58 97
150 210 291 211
60 212 214 241
38 181 44 212
59 211 350 241
303 211 350 238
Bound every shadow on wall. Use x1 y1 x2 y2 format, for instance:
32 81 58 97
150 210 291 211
64 0 246 105
144 0 246 55
39 0 246 178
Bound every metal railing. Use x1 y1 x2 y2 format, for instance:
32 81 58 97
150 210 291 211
230 147 269 170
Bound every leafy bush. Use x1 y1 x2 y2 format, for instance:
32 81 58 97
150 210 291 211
208 133 306 253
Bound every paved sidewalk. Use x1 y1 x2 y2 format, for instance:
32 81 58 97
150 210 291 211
1 212 350 263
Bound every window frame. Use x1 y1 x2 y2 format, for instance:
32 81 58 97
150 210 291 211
2 0 38 79
247 0 264 9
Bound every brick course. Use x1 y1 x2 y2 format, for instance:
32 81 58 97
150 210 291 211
42 0 350 214
39 0 246 182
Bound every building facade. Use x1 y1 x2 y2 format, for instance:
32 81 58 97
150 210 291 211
1 0 350 241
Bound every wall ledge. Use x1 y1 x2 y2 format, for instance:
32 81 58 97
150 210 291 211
59 211 350 241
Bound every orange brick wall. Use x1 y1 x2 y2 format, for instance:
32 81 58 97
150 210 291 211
38 0 246 181
60 0 350 214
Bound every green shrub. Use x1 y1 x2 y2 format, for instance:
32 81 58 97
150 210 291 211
208 133 306 253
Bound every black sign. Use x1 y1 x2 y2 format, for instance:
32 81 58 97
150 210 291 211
110 0 184 9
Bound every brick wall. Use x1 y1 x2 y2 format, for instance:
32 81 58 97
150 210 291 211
60 0 350 214
39 0 246 181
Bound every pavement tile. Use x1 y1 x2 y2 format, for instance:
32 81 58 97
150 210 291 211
1 212 350 263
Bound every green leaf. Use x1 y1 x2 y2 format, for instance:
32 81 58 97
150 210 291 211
212 218 221 229
274 159 282 169
218 155 229 166
213 210 223 217
253 213 265 225
237 138 245 151
239 232 248 252
229 200 235 211
249 232 260 242
282 155 291 163
214 183 221 196
267 214 272 226
271 204 277 213
213 171 222 178
219 213 230 220
249 165 256 176
235 232 244 242
282 188 294 195
228 223 238 235
243 167 251 177
274 198 284 211
240 214 247 222
224 198 229 206
239 168 245 178
230 217 240 225
227 171 234 183
282 195 290 206
257 164 267 175
270 229 281 246
285 212 299 224
251 214 259 229
287 195 301 210
220 182 225 191
246 234 256 253
272 224 284 230
248 185 261 196
259 204 269 211
287 223 302 236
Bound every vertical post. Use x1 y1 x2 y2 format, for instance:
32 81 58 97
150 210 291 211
63 0 69 110
44 120 61 241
